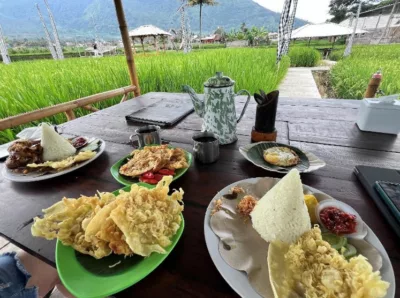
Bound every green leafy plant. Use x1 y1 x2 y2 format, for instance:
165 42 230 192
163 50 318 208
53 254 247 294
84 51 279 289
288 47 321 67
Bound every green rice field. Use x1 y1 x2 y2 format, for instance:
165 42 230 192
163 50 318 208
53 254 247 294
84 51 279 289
330 44 400 99
0 48 290 144
1 44 399 144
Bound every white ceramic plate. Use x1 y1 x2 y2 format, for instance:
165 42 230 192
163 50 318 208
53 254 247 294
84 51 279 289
204 177 395 298
239 142 326 174
2 139 105 183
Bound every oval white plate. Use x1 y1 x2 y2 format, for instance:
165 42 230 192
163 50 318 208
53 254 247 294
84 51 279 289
2 139 105 183
204 177 395 298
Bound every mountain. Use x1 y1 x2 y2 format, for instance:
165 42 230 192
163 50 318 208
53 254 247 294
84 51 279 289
0 0 307 40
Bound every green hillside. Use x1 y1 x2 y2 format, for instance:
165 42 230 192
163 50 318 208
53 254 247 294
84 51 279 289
0 0 307 39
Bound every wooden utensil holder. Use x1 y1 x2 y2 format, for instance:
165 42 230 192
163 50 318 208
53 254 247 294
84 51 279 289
251 127 277 142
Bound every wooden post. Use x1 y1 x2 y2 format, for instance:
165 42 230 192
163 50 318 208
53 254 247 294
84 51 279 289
163 36 166 52
140 37 145 53
132 37 136 54
331 37 336 49
113 0 140 97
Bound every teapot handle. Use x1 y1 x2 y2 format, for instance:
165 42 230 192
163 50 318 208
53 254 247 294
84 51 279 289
235 90 251 123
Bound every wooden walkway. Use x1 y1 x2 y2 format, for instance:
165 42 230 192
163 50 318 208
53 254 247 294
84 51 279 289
279 67 329 98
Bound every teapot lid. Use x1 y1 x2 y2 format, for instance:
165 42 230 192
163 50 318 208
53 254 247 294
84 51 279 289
204 72 235 88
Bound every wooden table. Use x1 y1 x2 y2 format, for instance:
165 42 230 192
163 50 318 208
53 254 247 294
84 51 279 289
1 92 399 297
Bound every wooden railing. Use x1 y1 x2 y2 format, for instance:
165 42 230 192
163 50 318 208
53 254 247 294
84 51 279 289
0 85 136 131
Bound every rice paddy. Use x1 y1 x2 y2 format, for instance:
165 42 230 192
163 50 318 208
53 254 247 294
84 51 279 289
0 48 290 143
1 44 399 144
330 44 400 99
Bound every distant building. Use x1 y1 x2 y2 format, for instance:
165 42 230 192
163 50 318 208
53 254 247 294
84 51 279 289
201 34 222 44
268 32 278 42
339 4 400 44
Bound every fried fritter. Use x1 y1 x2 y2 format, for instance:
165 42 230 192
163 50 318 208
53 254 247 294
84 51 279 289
32 176 184 259
119 145 188 177
31 192 116 259
27 151 95 170
110 176 184 257
119 150 169 177
85 200 133 256
268 227 389 298
167 148 189 170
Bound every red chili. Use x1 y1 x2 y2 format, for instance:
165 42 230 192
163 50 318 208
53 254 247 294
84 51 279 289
320 207 357 235
139 177 159 184
142 172 155 179
158 168 175 176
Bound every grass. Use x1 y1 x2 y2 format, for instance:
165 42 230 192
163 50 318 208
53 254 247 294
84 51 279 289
288 47 321 67
330 44 400 99
0 48 289 144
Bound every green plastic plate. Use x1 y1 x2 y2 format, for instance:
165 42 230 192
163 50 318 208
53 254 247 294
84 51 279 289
110 148 193 187
56 185 185 298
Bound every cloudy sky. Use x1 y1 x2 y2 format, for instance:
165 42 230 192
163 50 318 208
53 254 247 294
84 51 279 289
253 0 332 24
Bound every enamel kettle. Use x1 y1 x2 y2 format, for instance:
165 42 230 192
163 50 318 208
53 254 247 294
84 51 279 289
183 72 251 144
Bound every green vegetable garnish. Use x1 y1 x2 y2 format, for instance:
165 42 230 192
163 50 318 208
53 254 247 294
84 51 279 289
322 232 347 250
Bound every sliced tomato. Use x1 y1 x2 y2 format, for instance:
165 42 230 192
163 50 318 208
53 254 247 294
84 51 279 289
158 168 175 176
153 174 164 181
139 177 159 184
142 171 155 179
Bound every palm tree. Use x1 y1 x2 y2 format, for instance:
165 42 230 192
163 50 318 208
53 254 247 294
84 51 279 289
188 0 218 45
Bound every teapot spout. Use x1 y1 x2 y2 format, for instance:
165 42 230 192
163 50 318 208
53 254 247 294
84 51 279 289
182 85 205 118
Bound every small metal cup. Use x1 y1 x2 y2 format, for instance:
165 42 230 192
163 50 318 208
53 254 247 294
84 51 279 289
130 125 161 147
192 131 219 164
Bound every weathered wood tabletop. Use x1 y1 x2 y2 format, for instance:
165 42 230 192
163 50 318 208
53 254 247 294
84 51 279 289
1 92 399 297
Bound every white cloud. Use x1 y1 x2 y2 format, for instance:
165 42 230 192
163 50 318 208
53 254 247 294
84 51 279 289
253 0 332 24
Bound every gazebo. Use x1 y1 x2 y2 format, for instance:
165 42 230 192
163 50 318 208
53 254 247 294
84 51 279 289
129 24 171 53
291 23 367 57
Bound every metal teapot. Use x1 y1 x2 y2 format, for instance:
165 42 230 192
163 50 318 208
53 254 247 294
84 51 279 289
183 72 251 144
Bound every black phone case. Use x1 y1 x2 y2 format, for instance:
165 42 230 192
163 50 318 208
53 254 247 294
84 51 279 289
374 181 400 223
354 165 400 239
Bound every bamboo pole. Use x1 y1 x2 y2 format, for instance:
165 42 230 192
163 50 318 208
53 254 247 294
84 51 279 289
36 4 57 60
120 93 129 103
0 86 136 131
82 105 99 112
44 0 64 59
64 110 76 121
113 0 141 97
0 25 11 64
378 0 398 44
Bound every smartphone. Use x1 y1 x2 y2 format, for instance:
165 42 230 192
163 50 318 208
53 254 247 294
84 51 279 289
374 181 400 224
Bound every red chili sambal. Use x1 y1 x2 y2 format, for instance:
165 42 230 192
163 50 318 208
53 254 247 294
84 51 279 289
320 207 357 235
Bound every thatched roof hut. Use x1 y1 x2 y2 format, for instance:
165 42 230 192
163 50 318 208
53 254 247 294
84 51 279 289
129 25 171 53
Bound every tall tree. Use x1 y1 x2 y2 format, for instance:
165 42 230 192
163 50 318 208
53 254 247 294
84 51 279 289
329 0 382 23
188 0 218 43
